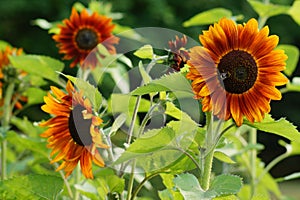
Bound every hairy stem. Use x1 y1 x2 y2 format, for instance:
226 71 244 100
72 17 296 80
201 149 215 191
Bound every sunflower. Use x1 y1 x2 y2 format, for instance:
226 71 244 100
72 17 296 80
53 8 119 69
167 35 190 71
186 18 288 126
40 81 109 178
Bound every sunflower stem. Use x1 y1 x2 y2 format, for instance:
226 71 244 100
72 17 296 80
74 165 81 200
126 159 136 200
54 162 74 199
249 127 257 198
130 172 160 200
256 152 290 185
200 112 215 191
1 82 15 180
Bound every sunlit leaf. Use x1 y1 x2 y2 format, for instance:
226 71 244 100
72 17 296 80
113 127 176 164
9 55 64 85
108 93 151 114
0 174 63 199
139 61 152 84
214 151 236 164
183 8 232 27
288 0 300 26
247 0 290 18
244 114 300 141
109 113 127 136
277 44 299 76
134 44 154 60
131 72 193 97
24 87 47 105
31 18 52 30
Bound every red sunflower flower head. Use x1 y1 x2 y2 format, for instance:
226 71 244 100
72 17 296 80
40 81 109 179
53 8 119 69
167 35 190 72
186 18 288 126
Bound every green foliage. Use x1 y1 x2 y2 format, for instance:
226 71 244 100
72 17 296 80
213 151 236 164
131 72 193 98
277 44 299 76
24 87 47 105
183 8 232 27
173 173 242 199
134 45 154 60
6 130 48 158
114 127 176 165
209 174 243 196
0 174 63 199
247 0 290 18
76 169 125 200
288 0 300 25
244 114 300 141
9 55 64 85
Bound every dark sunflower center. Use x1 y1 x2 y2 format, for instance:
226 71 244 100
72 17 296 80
218 50 257 94
75 28 99 50
68 105 93 146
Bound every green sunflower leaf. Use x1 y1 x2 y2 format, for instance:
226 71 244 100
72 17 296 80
24 87 47 105
182 8 232 27
277 44 299 76
131 72 193 98
214 151 236 164
9 54 64 85
134 44 154 60
244 114 300 141
288 0 300 26
209 174 243 196
173 173 211 199
10 116 46 137
113 127 176 165
6 130 48 157
159 174 184 200
247 0 290 18
62 74 103 112
0 174 63 199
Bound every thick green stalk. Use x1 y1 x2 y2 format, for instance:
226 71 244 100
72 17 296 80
201 149 215 191
1 82 15 180
200 112 215 191
249 127 257 198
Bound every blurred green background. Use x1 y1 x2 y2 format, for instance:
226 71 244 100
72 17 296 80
0 0 299 195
